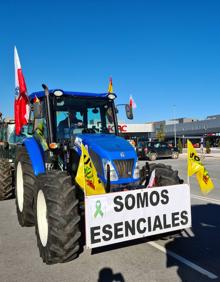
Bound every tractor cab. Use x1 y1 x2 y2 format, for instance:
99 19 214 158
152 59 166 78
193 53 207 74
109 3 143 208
28 87 138 188
29 89 133 139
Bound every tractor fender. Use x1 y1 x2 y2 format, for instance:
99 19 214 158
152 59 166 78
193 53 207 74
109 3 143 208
23 137 45 176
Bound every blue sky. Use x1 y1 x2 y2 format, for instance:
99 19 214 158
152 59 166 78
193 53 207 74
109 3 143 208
0 0 220 123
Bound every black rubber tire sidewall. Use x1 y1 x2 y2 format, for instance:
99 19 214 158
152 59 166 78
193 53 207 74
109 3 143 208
15 146 36 227
34 171 81 264
149 163 183 186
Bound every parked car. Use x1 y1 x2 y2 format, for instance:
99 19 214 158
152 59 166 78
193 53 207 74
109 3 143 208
137 141 179 161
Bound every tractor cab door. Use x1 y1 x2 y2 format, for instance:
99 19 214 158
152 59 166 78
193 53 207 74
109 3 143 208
28 102 49 151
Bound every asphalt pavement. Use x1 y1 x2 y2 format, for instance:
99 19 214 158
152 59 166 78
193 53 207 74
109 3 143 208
1 157 220 282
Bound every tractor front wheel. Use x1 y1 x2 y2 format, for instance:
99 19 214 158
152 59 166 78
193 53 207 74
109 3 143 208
34 171 81 264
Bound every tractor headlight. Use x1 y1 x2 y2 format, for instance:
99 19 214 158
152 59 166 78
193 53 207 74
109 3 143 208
53 89 64 97
107 93 116 100
102 159 118 181
133 161 140 179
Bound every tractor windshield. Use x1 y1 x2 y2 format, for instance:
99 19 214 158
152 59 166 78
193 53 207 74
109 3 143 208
54 96 117 140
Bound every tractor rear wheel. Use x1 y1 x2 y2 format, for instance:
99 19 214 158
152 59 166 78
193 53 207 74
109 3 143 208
34 171 81 264
0 159 13 200
15 147 36 226
149 163 183 186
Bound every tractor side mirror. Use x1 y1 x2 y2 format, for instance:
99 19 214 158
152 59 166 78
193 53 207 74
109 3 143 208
125 104 133 120
34 103 43 119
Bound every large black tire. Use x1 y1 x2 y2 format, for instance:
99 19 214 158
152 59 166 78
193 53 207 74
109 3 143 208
34 171 81 264
149 163 183 186
0 159 13 200
15 147 36 226
149 163 185 239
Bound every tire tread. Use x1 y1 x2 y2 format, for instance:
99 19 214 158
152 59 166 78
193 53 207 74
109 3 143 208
35 170 81 264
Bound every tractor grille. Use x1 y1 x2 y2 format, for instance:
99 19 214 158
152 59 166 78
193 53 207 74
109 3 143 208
89 149 103 176
113 159 134 178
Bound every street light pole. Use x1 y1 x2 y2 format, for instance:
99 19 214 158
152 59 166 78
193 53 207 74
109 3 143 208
173 105 177 147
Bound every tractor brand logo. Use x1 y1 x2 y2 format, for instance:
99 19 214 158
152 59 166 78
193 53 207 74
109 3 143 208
120 152 125 158
94 200 104 218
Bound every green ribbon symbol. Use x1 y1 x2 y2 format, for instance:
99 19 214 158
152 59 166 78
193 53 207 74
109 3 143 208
94 200 104 218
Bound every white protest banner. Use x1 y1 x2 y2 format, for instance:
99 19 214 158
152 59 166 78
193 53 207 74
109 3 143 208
85 184 191 248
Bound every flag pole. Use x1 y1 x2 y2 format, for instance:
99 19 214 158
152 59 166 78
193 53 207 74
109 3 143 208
82 145 87 197
187 139 190 186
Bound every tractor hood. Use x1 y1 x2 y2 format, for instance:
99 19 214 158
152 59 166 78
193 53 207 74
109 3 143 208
76 134 137 161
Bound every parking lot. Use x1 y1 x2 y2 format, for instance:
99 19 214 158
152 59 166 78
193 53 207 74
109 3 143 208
1 157 220 282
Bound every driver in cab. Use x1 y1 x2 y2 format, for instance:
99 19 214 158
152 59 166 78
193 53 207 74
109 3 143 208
58 110 83 139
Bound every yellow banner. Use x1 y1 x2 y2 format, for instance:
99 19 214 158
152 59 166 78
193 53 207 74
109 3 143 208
187 139 203 176
196 167 214 195
75 144 106 195
187 139 214 194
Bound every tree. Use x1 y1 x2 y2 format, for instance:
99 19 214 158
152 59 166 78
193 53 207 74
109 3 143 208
156 124 165 142
177 138 183 153
206 140 211 154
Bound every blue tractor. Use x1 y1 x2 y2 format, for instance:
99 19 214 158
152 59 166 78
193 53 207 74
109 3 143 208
15 85 182 264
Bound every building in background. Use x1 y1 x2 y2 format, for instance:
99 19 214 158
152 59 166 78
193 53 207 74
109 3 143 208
164 115 220 147
117 115 220 147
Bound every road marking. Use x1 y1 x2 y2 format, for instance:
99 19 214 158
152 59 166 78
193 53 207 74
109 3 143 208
191 194 220 205
180 228 194 238
148 241 218 280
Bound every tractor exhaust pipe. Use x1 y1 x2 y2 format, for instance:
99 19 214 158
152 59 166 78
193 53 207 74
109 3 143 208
42 84 54 144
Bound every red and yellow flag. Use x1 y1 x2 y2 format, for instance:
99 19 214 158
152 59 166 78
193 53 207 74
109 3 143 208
187 139 214 194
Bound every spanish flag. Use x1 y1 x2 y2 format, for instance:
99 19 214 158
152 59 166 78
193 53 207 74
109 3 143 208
34 95 40 103
108 77 113 93
75 144 106 195
187 139 214 194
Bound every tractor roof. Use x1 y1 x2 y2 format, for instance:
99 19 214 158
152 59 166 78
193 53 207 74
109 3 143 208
29 90 116 100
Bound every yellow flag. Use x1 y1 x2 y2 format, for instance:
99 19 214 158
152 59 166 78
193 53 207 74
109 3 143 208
187 139 203 176
187 139 214 194
196 167 214 194
75 144 106 196
108 77 113 93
